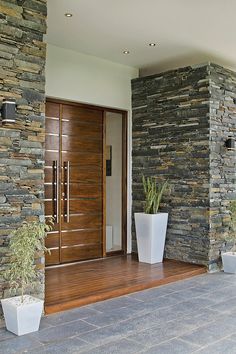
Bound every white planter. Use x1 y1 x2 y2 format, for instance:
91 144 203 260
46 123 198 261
222 252 236 273
135 212 168 264
1 295 44 336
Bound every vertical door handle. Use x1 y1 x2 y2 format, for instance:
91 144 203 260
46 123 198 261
53 161 59 223
66 161 70 223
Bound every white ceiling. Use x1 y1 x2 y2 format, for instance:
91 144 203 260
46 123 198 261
47 0 236 76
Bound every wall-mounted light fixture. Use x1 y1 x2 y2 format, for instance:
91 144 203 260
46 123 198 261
1 99 16 124
225 137 235 151
17 0 26 5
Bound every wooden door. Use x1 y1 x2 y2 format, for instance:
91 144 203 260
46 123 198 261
45 101 104 265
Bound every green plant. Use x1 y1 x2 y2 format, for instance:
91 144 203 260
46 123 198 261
4 219 53 303
142 176 169 214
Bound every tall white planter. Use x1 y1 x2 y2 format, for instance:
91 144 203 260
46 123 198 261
1 295 44 336
222 252 236 273
135 212 168 264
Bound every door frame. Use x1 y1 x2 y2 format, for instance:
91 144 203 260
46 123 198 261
46 97 128 260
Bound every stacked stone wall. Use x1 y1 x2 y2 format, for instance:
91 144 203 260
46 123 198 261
0 0 47 325
132 65 211 265
209 64 236 270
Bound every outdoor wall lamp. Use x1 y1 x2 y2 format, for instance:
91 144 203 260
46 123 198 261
225 137 236 151
1 99 16 124
17 0 26 5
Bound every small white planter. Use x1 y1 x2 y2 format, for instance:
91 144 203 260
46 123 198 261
222 252 236 274
135 212 168 264
1 295 44 336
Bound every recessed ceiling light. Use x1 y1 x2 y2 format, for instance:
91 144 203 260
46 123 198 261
149 43 156 47
123 50 130 54
65 13 73 17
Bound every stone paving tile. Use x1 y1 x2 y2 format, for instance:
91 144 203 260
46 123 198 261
31 320 97 344
0 328 15 342
180 318 236 347
141 338 200 354
25 336 94 354
207 296 236 314
81 338 145 354
176 307 222 330
0 335 42 354
87 296 142 312
127 319 192 347
194 338 236 354
84 306 145 327
80 310 167 346
127 285 174 301
42 306 101 326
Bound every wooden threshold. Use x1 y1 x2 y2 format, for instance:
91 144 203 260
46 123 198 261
45 254 206 314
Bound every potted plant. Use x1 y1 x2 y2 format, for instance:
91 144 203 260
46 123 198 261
1 219 52 336
222 200 236 273
135 176 169 264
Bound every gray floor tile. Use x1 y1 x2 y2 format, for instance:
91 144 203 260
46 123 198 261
42 307 100 326
0 335 42 354
127 285 173 301
32 320 96 344
0 328 15 342
82 338 145 354
84 307 141 327
194 338 236 354
142 338 199 354
127 320 191 347
87 296 142 312
25 336 94 354
180 319 235 346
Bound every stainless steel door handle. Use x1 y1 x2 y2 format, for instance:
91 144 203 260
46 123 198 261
53 160 59 223
66 161 70 223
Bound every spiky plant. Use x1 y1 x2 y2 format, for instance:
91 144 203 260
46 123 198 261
142 176 169 214
4 219 53 303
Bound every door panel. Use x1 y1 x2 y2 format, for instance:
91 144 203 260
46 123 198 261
45 101 104 265
61 230 102 246
45 102 60 265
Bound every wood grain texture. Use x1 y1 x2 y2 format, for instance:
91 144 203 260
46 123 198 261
45 100 104 265
45 255 206 314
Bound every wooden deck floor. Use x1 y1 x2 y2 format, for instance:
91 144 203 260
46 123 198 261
45 255 206 314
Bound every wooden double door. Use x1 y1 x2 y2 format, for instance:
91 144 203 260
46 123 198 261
45 100 104 265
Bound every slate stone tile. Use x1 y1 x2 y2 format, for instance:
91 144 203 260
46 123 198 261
172 286 210 300
195 338 236 354
80 311 164 346
0 335 42 354
79 326 123 346
164 278 201 292
176 308 222 330
25 336 93 354
127 319 191 347
180 319 236 346
208 296 236 314
0 328 15 342
82 338 145 354
42 307 100 326
32 320 96 344
142 338 200 354
84 306 144 327
87 296 142 312
168 297 215 315
127 285 173 301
